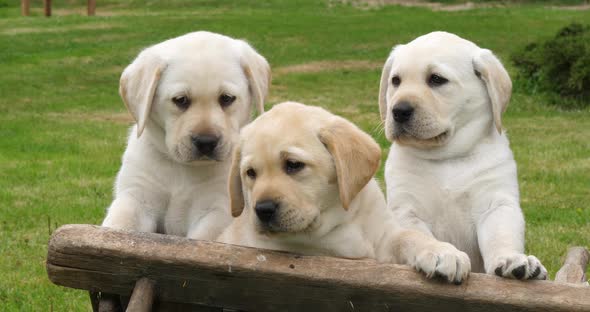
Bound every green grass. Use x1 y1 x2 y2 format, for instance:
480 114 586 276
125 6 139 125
1 0 589 310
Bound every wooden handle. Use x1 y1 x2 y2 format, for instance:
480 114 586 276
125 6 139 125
555 247 589 284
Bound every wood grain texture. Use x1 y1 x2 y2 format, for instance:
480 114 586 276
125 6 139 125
47 225 590 312
555 247 589 284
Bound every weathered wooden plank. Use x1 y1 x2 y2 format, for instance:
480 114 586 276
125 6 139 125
555 247 589 285
46 225 590 312
127 278 156 312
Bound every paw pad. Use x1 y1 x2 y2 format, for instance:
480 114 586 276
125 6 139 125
530 266 541 279
494 267 503 277
511 265 526 279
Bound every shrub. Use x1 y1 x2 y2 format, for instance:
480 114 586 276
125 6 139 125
512 23 590 107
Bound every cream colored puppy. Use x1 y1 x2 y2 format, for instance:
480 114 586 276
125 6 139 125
379 31 547 279
218 102 471 284
102 31 270 240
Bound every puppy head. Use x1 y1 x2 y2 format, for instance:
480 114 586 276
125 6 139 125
379 31 511 152
120 31 271 164
229 102 381 235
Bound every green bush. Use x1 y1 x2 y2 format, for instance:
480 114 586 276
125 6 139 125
512 23 590 107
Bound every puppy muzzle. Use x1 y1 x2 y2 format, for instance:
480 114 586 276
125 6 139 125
191 134 220 160
255 200 279 225
389 102 450 146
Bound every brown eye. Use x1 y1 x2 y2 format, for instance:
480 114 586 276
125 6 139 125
391 76 401 87
219 94 236 107
285 160 305 175
246 168 257 179
172 95 190 110
428 74 449 87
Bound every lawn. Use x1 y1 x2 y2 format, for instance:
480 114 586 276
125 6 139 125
0 0 589 310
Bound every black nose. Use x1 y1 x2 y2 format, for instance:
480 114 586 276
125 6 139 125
392 101 414 123
191 135 219 156
255 200 279 224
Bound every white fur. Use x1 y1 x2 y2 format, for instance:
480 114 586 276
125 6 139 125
102 31 270 239
380 32 547 279
218 102 471 284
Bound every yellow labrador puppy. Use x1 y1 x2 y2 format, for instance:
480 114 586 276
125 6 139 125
218 102 471 284
379 31 547 279
102 31 270 240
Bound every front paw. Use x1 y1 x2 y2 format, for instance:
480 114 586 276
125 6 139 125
414 243 471 284
487 254 547 280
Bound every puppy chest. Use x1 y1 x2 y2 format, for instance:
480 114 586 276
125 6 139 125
162 179 229 235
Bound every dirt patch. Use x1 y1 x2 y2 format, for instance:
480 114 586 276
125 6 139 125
47 111 133 124
2 22 121 36
549 4 590 10
336 0 499 11
339 0 590 11
275 60 382 76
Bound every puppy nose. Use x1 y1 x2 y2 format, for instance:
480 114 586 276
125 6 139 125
191 135 219 156
255 200 279 224
392 101 414 123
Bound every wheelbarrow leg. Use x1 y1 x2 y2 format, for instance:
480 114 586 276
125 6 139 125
126 278 156 312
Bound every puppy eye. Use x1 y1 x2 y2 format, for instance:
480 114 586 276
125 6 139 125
428 74 449 87
285 160 305 175
391 76 401 87
172 95 191 110
219 94 236 107
246 168 257 179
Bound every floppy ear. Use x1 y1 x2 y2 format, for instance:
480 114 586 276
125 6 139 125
378 47 397 122
319 117 382 210
119 51 167 138
239 41 271 114
472 49 512 134
229 145 245 217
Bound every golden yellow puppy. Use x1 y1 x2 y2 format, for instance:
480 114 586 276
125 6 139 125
218 101 471 284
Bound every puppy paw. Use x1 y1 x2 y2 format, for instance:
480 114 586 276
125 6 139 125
488 254 547 280
414 243 471 284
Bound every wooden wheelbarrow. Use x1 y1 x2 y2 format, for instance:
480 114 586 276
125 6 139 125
46 224 590 311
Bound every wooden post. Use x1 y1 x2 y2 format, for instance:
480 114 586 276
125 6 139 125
88 0 96 16
21 0 30 16
555 247 589 285
43 0 51 17
46 225 590 312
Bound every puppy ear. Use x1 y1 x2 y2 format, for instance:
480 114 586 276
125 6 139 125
119 51 167 138
229 145 245 217
378 47 398 122
319 117 382 210
472 49 512 134
239 41 271 114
